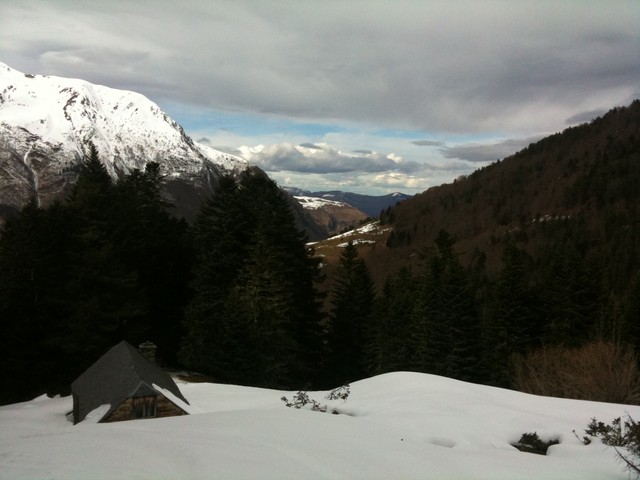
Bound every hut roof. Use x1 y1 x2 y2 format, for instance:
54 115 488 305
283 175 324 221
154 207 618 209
71 341 189 423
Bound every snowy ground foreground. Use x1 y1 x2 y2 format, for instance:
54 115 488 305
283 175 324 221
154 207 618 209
1 372 639 480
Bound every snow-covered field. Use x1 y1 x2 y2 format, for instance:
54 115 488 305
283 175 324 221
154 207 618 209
1 371 638 479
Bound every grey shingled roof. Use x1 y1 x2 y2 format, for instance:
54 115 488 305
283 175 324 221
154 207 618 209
71 341 189 423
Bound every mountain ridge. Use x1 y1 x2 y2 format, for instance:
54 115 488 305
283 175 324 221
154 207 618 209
284 187 411 218
0 62 247 220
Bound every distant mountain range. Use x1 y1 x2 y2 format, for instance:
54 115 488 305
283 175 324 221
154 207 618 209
285 188 411 218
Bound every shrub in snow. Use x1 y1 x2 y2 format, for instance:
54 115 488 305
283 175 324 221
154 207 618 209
581 416 640 477
281 391 327 412
512 432 559 455
281 384 350 414
325 384 350 401
585 417 630 446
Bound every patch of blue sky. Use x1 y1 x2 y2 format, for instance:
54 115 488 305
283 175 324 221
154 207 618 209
162 102 348 140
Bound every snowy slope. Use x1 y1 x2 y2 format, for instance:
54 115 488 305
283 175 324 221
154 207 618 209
294 195 349 210
1 371 638 479
0 62 247 213
294 195 369 237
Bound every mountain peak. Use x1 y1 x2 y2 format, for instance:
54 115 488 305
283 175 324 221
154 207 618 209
0 63 247 218
0 62 246 173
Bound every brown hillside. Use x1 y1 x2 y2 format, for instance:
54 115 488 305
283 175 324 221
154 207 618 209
298 199 368 237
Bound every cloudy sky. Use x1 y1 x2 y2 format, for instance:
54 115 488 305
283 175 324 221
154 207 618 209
1 1 638 195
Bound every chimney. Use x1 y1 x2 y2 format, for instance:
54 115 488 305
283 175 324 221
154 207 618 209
138 341 158 365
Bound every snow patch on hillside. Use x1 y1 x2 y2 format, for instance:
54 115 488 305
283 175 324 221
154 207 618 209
294 195 348 210
328 220 391 240
337 239 376 247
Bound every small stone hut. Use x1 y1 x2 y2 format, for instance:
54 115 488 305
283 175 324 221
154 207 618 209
71 341 189 424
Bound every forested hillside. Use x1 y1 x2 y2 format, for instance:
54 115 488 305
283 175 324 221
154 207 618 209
383 100 640 274
318 100 640 394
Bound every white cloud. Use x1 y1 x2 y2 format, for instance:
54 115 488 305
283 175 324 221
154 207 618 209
238 142 422 175
232 139 475 195
369 173 430 191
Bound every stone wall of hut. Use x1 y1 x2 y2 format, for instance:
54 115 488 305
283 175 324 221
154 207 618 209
102 394 187 423
156 395 188 418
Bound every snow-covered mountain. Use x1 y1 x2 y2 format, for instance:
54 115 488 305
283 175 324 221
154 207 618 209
294 195 369 237
0 62 248 219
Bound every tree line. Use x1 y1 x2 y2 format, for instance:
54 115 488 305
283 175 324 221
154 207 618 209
1 144 639 405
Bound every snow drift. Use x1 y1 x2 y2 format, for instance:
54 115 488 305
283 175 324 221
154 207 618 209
1 371 639 479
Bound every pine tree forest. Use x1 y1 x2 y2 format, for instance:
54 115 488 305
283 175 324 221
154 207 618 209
1 101 640 406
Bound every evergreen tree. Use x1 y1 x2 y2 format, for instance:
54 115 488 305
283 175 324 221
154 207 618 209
327 241 375 385
483 244 540 386
0 201 75 402
413 230 482 382
237 172 325 386
68 143 115 223
61 145 146 367
368 267 417 374
538 244 605 346
112 163 192 364
620 273 640 351
228 230 298 387
180 169 325 388
179 174 247 378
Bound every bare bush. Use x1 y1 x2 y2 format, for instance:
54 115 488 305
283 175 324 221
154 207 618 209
512 340 640 404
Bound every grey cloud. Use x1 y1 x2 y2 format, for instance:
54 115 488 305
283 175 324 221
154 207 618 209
194 137 242 155
412 140 445 147
565 109 608 125
298 143 323 150
213 145 244 156
426 161 478 173
440 136 545 163
2 1 638 135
